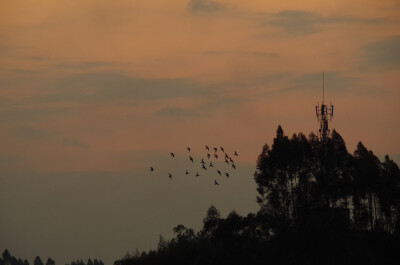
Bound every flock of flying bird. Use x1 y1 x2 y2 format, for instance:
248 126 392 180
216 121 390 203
149 145 239 185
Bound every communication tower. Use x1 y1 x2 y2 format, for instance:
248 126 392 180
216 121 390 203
315 72 334 141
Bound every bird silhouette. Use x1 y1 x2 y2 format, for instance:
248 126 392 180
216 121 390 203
185 170 189 175
225 173 230 178
214 154 218 159
202 164 207 170
214 147 218 153
220 146 224 152
187 147 191 152
189 156 194 163
229 157 234 163
232 164 236 170
207 153 211 159
225 153 229 159
149 167 154 172
214 180 219 185
168 173 172 179
234 151 238 156
196 172 200 177
201 158 205 164
225 158 229 164
205 145 209 151
209 162 214 167
217 170 221 176
170 153 175 158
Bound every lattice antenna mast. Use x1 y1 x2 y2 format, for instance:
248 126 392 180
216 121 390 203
315 72 334 141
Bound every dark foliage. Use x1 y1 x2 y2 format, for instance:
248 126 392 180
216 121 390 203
115 127 400 265
0 250 104 265
0 249 29 265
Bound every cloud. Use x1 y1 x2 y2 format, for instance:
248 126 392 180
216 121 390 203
286 72 360 93
188 0 226 13
361 35 400 69
0 102 72 123
54 61 115 70
198 96 248 112
9 126 51 140
264 10 383 35
156 107 197 118
201 50 278 58
0 43 32 55
0 154 24 166
222 72 290 90
36 72 214 104
62 138 90 149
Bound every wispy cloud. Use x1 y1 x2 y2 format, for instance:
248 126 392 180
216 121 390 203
0 154 24 165
201 50 278 58
9 126 51 140
62 138 90 149
286 72 360 93
264 10 383 35
155 107 197 118
35 72 214 104
188 0 226 14
0 102 72 123
54 61 115 70
361 35 400 69
198 96 248 112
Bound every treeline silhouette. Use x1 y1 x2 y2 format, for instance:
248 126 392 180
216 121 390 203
116 126 400 265
0 249 104 265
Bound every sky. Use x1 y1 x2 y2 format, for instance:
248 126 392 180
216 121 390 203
0 0 399 264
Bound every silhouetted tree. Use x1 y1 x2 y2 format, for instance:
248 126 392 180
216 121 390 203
352 142 379 230
33 257 43 265
379 155 400 233
45 258 55 265
93 260 103 265
200 205 221 238
173 224 195 242
2 250 11 263
157 235 168 251
254 126 400 236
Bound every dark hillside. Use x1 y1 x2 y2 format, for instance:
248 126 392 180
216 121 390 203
115 126 400 265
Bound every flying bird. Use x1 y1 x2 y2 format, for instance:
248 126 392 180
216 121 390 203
170 153 175 158
225 158 229 164
225 153 229 159
187 147 191 152
201 158 205 164
196 172 200 177
202 164 207 170
205 145 209 151
225 173 230 178
217 170 221 176
229 157 234 163
214 147 218 153
232 164 236 170
185 170 189 175
234 151 238 156
209 162 214 167
149 167 154 172
207 153 211 159
214 180 219 185
214 154 218 159
220 146 224 152
189 156 194 163
168 173 172 179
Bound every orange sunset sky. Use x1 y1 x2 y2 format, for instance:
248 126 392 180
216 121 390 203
1 0 399 264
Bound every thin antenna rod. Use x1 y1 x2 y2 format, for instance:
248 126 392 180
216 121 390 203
323 72 324 104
